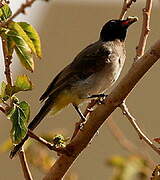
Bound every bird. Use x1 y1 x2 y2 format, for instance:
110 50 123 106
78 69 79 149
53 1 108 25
10 16 138 158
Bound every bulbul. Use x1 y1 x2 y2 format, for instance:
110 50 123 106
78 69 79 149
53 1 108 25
10 16 137 158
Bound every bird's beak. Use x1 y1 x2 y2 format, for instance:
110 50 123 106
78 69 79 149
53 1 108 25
121 16 138 27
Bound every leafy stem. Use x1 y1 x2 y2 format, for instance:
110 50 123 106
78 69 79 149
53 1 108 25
2 37 12 87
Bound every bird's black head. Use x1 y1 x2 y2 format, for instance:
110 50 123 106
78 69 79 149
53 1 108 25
100 16 138 42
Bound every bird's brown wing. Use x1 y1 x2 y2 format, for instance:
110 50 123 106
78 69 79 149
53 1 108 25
40 41 111 101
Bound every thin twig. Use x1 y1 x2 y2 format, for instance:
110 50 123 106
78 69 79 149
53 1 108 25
0 105 6 113
28 130 70 155
6 0 36 23
135 0 153 60
119 0 137 20
119 102 160 156
2 38 12 86
18 148 33 180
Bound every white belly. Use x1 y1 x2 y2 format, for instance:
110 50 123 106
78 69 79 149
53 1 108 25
71 58 124 99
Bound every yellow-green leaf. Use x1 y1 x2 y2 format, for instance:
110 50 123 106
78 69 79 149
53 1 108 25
18 22 42 58
0 81 9 100
8 21 36 55
7 30 34 72
0 81 6 98
8 101 30 144
14 75 32 92
0 3 12 22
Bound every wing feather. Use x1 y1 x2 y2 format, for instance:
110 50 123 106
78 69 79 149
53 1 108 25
40 41 111 101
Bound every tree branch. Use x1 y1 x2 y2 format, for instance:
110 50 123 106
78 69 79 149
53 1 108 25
2 38 12 86
0 105 6 113
119 0 137 20
18 148 33 180
43 38 160 180
28 130 70 155
119 102 160 155
135 0 153 60
6 0 36 23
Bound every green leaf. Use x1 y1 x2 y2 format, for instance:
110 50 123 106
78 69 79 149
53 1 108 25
15 75 32 91
7 30 34 72
0 81 7 98
0 3 12 22
7 75 32 96
9 21 36 55
8 101 30 144
0 81 9 100
18 22 42 58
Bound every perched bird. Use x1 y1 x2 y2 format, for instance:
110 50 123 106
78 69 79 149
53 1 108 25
10 16 138 158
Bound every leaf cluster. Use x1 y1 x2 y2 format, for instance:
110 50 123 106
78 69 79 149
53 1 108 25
0 2 42 144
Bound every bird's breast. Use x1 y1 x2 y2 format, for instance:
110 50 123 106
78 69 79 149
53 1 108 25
71 57 124 100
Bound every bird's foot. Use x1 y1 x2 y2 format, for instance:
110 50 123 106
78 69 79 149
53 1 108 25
79 121 86 130
88 94 108 104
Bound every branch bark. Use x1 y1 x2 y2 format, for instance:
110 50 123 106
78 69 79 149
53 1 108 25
7 0 36 23
2 38 12 86
18 148 33 180
135 0 153 60
119 102 160 155
28 130 70 155
119 0 136 20
43 39 160 180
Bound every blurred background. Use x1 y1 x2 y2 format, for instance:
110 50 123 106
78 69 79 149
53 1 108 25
0 0 160 179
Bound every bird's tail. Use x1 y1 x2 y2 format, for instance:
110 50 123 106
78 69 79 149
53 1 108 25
9 97 59 159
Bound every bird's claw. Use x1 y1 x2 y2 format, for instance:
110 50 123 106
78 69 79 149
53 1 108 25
88 94 108 104
79 122 85 130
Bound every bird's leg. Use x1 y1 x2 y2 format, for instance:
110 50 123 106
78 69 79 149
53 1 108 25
72 104 87 129
88 94 108 104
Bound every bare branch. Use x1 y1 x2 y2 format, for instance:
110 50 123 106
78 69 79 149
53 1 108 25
135 0 153 60
43 39 160 180
2 38 12 86
119 102 160 155
119 0 137 20
28 130 71 155
6 0 36 23
0 105 6 113
18 148 33 180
